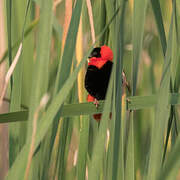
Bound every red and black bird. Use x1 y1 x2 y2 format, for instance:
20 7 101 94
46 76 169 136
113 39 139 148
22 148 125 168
85 45 130 121
84 45 113 121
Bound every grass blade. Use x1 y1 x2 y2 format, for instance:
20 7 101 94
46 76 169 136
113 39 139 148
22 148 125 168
146 12 174 180
150 0 167 56
77 116 90 180
132 0 148 94
0 19 38 66
6 0 12 87
158 133 180 180
26 0 53 140
112 0 127 180
1 93 180 124
54 0 83 94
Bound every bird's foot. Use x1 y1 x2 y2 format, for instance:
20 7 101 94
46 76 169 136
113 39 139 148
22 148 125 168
93 98 99 108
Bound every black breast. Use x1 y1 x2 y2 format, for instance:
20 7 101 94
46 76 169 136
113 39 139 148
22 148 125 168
85 61 113 100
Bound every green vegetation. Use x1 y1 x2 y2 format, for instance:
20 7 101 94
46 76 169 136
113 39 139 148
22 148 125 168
0 0 180 179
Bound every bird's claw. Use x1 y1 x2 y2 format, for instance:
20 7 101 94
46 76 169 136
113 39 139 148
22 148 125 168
93 99 99 108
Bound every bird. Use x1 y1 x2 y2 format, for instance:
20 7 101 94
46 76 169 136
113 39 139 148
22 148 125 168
84 45 130 121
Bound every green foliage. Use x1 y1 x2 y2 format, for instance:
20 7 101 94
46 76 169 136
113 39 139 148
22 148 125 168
0 0 180 179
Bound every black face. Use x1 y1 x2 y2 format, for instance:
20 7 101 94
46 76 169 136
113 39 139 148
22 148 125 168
88 47 101 58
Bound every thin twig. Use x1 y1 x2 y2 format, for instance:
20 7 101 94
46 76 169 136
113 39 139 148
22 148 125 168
0 43 22 107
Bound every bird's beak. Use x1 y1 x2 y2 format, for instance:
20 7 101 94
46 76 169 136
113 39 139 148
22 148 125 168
88 55 92 58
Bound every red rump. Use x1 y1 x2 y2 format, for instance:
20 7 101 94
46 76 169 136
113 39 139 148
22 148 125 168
93 114 102 122
87 94 111 122
87 94 102 122
87 94 95 102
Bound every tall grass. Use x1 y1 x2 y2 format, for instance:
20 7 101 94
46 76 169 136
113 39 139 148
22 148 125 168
0 0 180 180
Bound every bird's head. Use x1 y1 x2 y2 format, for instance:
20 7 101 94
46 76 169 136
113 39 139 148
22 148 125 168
88 45 113 69
88 45 113 61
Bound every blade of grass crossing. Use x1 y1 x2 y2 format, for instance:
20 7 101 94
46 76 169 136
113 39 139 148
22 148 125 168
0 111 28 123
2 92 180 124
146 14 174 180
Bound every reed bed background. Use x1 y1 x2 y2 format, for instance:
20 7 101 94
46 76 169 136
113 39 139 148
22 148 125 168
0 0 180 180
